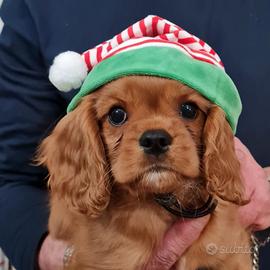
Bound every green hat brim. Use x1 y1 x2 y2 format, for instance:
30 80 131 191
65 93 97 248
67 47 241 133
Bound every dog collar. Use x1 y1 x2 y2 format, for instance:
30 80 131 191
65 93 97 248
154 193 218 218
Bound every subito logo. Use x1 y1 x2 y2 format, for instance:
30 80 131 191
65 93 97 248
206 243 218 255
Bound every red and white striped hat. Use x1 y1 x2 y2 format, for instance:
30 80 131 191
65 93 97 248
49 15 241 132
49 15 223 92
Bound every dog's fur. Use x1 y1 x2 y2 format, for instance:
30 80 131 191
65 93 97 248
38 76 252 270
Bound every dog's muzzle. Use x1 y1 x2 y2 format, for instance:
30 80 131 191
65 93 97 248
139 129 172 157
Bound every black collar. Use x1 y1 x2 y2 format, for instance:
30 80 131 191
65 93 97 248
154 193 217 218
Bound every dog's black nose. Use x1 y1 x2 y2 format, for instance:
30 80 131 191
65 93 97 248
139 129 172 156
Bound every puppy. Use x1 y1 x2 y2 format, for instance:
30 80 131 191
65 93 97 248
38 76 252 270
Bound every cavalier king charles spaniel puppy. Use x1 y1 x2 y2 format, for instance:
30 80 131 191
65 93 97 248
38 76 252 270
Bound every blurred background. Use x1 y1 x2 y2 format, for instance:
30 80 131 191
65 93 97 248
0 0 3 30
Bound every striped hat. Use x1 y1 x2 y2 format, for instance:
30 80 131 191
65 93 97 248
49 15 241 133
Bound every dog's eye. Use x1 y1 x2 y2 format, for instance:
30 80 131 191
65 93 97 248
180 103 198 119
108 107 127 126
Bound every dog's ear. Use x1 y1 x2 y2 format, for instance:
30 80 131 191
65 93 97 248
203 106 246 205
38 95 110 217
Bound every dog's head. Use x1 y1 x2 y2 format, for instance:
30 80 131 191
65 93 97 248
38 76 245 217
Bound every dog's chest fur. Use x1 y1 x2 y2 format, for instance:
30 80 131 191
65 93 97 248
57 198 252 270
69 199 173 269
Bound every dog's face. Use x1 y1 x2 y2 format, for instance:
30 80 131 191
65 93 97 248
96 77 208 199
39 76 245 217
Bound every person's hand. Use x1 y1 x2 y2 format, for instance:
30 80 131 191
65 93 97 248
38 234 68 270
145 216 210 270
235 137 270 230
39 220 209 270
265 167 270 181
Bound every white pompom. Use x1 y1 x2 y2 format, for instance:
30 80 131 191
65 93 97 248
49 51 88 92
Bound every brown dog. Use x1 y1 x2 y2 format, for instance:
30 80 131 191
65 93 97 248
38 76 252 270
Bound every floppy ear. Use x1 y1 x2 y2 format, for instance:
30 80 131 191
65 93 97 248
203 106 246 205
38 95 110 217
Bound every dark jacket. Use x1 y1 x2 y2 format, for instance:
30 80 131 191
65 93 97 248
0 0 269 269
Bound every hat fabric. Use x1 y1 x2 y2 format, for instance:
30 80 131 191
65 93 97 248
49 15 242 133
